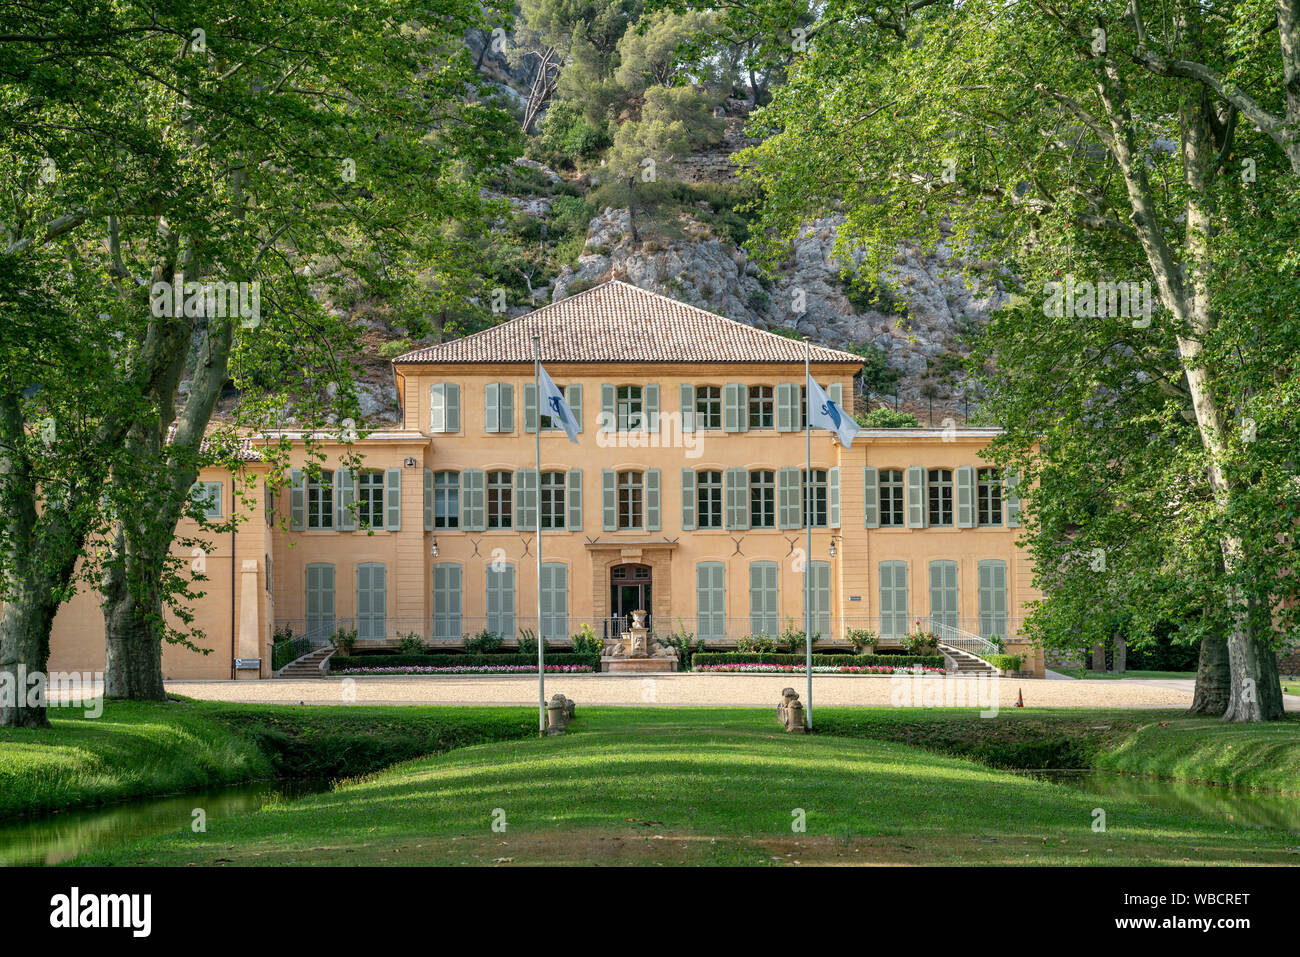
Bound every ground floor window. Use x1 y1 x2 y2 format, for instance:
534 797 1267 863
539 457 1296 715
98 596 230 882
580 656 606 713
879 560 908 638
357 562 386 641
433 563 462 640
978 559 1008 638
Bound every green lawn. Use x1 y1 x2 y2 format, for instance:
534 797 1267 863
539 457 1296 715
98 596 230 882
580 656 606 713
71 708 1300 867
1056 668 1197 680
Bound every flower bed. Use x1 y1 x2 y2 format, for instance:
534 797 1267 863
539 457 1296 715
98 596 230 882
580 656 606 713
692 652 945 670
332 663 595 676
696 663 950 675
329 652 598 672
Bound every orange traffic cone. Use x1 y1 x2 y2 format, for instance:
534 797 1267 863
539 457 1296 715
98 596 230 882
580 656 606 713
1015 688 1025 708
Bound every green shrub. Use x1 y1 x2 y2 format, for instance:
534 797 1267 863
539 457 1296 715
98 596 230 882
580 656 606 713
463 630 504 654
570 623 603 657
516 628 547 656
396 632 425 654
846 629 878 654
736 632 777 653
857 408 920 428
330 627 358 655
986 654 1024 672
329 653 599 671
659 621 705 669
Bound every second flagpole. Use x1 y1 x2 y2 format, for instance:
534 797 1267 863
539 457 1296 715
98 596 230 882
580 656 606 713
533 334 545 735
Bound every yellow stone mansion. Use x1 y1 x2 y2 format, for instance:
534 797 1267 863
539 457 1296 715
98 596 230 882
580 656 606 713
47 281 1042 679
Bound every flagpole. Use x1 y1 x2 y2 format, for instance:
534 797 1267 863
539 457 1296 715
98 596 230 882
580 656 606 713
533 334 545 735
804 337 813 730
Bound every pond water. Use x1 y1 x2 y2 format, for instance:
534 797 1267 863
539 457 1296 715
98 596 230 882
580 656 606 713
0 779 331 866
1023 769 1300 832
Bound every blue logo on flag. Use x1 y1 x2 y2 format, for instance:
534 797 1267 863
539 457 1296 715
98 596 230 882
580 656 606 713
821 400 841 428
548 394 569 425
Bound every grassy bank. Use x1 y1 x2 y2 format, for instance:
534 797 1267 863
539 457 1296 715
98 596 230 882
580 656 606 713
0 699 534 820
73 708 1300 866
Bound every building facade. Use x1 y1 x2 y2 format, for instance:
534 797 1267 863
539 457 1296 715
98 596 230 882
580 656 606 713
47 281 1042 678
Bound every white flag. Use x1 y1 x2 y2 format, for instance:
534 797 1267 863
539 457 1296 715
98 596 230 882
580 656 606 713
806 374 861 449
539 363 579 444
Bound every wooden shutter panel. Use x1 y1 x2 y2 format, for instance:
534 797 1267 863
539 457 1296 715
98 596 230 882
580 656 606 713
290 469 306 530
601 469 617 531
1005 471 1021 527
863 467 879 528
384 468 402 530
750 562 778 636
681 384 695 432
828 467 841 528
600 384 615 433
566 385 582 433
723 383 740 433
336 469 355 531
567 469 583 530
433 563 462 640
956 465 976 528
429 384 446 433
515 469 538 530
777 468 799 529
929 560 958 633
499 383 514 433
725 468 749 530
907 466 927 528
810 561 831 638
680 469 696 530
423 469 433 531
645 469 660 531
524 382 538 433
484 383 500 433
697 562 725 641
461 469 485 531
644 384 659 432
357 563 386 641
775 383 795 432
444 384 460 433
828 382 843 408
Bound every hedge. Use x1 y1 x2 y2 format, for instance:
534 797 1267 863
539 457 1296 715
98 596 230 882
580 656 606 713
985 654 1024 672
328 652 599 672
690 652 945 670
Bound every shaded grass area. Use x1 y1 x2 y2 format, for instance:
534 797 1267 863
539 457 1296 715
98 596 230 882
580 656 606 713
1055 669 1197 680
0 699 534 820
814 707 1300 792
74 708 1300 866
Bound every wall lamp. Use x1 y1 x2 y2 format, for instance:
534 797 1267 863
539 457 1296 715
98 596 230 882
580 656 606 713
404 456 418 467
829 536 838 558
430 537 439 558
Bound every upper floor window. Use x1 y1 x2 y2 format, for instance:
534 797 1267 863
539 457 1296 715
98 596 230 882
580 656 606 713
803 468 828 528
928 468 953 527
307 471 333 529
429 383 460 433
487 470 512 529
617 386 643 432
434 471 459 528
541 471 566 529
880 469 905 527
978 467 1003 526
750 469 775 528
357 470 385 528
695 386 722 430
189 481 223 520
748 385 774 429
617 470 643 529
697 469 723 529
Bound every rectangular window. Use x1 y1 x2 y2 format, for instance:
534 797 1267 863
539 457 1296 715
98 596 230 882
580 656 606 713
617 470 643 529
357 470 385 528
879 560 908 638
748 385 774 429
978 560 1008 638
307 471 333 529
190 481 223 519
357 562 387 641
695 386 722 430
697 562 726 642
305 562 335 637
617 385 643 431
977 467 1003 526
434 471 459 528
696 470 723 529
486 563 515 638
802 469 828 528
541 471 566 529
749 561 779 637
487 470 513 529
750 469 775 528
432 563 462 640
880 469 905 527
927 468 953 527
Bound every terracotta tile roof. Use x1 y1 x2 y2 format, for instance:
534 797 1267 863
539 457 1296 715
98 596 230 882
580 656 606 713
392 280 864 366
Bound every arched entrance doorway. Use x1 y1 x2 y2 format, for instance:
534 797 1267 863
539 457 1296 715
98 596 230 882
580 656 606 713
608 563 652 637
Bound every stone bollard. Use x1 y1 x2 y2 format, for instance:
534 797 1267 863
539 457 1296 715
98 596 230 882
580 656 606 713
786 697 806 733
778 687 797 722
546 694 568 735
564 696 576 720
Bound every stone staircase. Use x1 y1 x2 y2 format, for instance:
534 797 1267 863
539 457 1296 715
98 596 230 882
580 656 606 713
275 647 333 679
938 643 998 676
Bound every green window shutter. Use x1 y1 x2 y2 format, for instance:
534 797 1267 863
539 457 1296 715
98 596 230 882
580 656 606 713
432 563 462 640
645 469 660 531
566 384 583 433
499 383 514 433
879 561 908 638
601 469 617 531
515 469 538 530
978 560 1008 638
461 469 485 531
1005 471 1021 527
749 561 778 636
445 384 460 433
644 383 659 432
524 382 538 433
306 562 336 636
697 562 726 641
290 469 306 530
336 469 355 531
429 384 446 433
680 469 696 531
567 469 583 530
828 467 841 528
956 465 976 528
486 563 515 638
540 562 568 640
809 561 831 639
723 383 745 433
484 383 500 433
828 382 843 408
777 468 799 529
863 467 879 528
929 560 958 634
357 563 387 641
680 384 695 432
423 468 433 531
907 466 927 528
600 384 615 433
775 383 796 432
384 468 402 530
725 468 749 530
